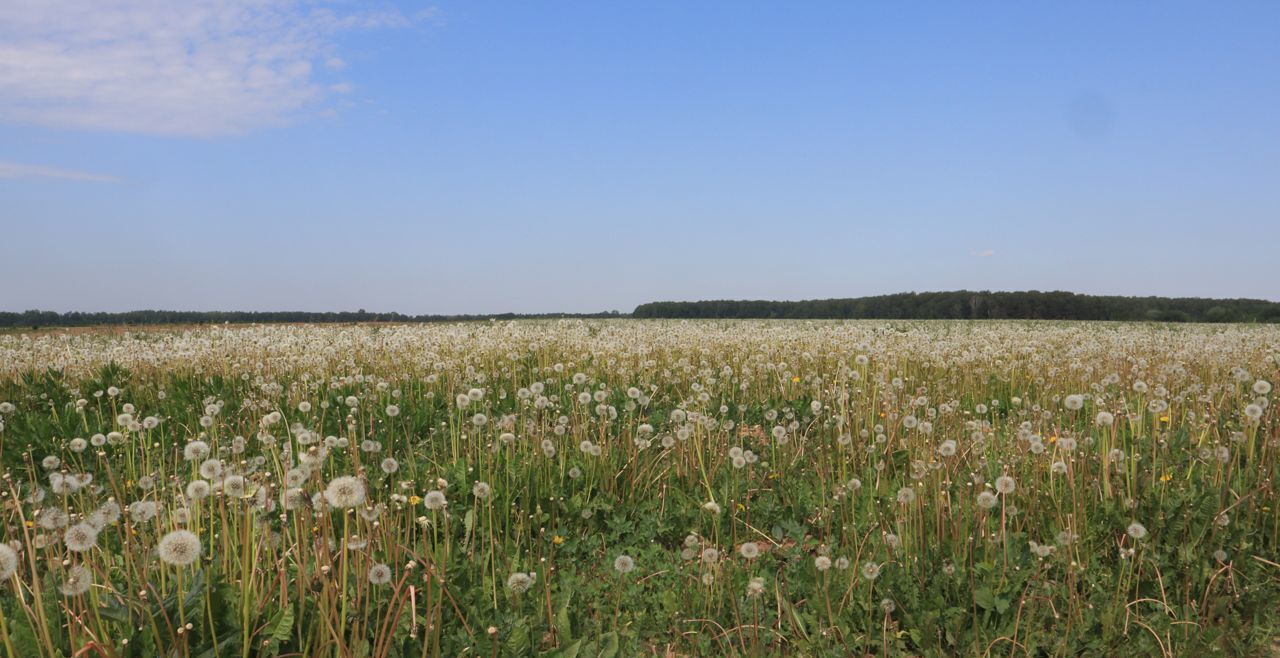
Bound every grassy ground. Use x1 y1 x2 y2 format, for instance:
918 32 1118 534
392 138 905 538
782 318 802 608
0 320 1277 657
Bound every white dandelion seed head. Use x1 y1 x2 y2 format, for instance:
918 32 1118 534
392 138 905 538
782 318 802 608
185 480 212 501
506 571 535 594
424 490 447 510
325 476 367 509
0 543 17 580
183 441 210 461
59 564 93 597
368 563 393 585
63 522 99 553
157 530 202 566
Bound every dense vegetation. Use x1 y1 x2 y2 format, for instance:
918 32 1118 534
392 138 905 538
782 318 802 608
7 291 1280 330
0 321 1278 657
633 291 1280 323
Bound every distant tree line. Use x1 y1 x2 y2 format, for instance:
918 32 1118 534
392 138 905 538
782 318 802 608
0 309 624 329
632 291 1280 323
7 291 1279 329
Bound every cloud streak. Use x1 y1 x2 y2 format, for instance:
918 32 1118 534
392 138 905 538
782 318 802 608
0 161 121 183
0 1 416 137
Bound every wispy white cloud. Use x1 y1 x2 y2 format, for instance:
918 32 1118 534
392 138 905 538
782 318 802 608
971 249 995 258
0 160 121 183
0 1 419 137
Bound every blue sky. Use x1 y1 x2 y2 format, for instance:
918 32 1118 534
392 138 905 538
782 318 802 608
2 2 1278 313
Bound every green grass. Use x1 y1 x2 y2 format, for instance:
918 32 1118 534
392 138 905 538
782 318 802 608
0 320 1277 657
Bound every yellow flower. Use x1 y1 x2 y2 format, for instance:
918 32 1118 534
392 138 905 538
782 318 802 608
1159 415 1169 423
552 535 565 545
791 376 800 383
1048 435 1058 444
408 495 422 505
1159 473 1172 482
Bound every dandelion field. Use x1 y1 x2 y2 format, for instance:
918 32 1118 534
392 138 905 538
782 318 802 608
1 320 1278 657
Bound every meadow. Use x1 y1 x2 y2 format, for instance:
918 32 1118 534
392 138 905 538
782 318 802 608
0 320 1277 657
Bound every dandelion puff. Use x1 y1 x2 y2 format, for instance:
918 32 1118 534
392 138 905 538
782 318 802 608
977 491 999 510
368 563 392 585
746 576 766 597
896 487 916 504
613 554 635 574
861 561 881 580
738 542 760 560
59 564 93 597
380 458 399 474
186 480 211 501
995 475 1016 495
506 572 535 594
325 476 367 509
198 459 223 480
472 482 491 499
63 522 99 553
221 475 247 498
86 500 118 526
128 501 159 524
1126 522 1148 540
0 543 16 580
424 490 447 510
814 556 832 571
157 530 201 566
1095 411 1115 427
183 441 210 461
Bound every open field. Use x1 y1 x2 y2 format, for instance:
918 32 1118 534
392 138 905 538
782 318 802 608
0 320 1278 657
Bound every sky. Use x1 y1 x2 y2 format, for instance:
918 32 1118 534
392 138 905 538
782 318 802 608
2 1 1278 314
